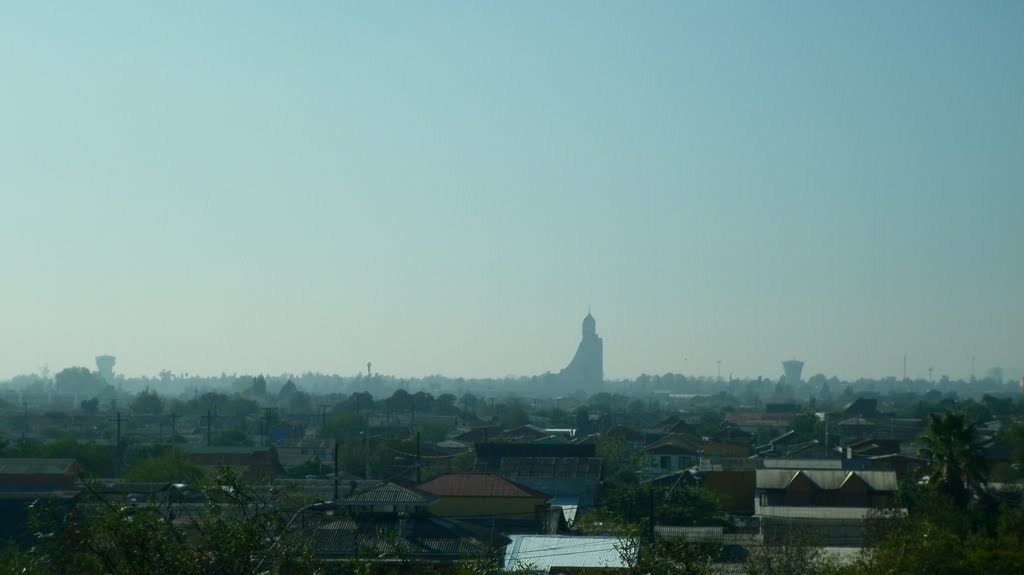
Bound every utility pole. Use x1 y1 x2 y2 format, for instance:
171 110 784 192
333 439 339 501
109 412 123 476
416 431 422 483
319 404 329 431
263 408 274 446
364 431 371 480
202 410 213 446
169 412 177 441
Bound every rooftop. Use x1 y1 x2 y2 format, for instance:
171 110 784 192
756 469 898 491
417 473 550 499
500 457 603 480
0 458 78 475
504 535 627 572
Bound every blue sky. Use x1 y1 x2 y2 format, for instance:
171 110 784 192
2 1 1021 381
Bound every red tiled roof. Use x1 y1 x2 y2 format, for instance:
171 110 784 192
417 473 550 499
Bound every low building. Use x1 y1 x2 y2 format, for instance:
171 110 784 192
640 433 704 474
303 481 499 569
418 472 551 520
503 534 628 574
499 457 603 510
754 468 901 546
185 446 284 479
0 458 81 491
418 472 556 533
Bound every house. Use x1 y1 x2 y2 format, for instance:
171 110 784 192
640 433 704 474
0 458 81 491
841 437 901 459
754 468 901 546
499 457 603 509
474 443 597 473
184 446 284 479
724 412 795 434
274 437 335 470
503 425 554 442
418 472 555 533
303 481 500 569
0 459 83 548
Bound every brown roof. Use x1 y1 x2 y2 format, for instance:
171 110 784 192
418 473 550 499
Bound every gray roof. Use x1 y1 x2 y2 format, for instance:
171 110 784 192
756 469 897 491
339 482 438 506
307 515 492 558
0 458 77 475
756 506 907 519
499 457 603 480
504 535 627 572
762 458 844 470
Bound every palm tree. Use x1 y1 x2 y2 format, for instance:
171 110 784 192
918 411 988 506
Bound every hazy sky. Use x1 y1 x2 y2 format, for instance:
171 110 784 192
2 2 1021 382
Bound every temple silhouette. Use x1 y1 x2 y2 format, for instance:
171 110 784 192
553 311 604 388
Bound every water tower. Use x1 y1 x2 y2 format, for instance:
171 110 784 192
96 355 116 384
782 359 804 386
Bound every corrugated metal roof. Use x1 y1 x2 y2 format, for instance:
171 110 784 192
340 482 437 505
504 535 628 572
306 515 492 558
756 469 897 491
0 458 77 475
184 446 273 455
500 457 603 480
756 505 907 519
762 458 844 469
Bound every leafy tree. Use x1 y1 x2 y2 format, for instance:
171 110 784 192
790 412 824 442
435 393 458 414
346 391 374 414
130 388 163 415
847 504 971 575
5 439 116 477
415 421 451 444
747 523 832 575
285 459 328 479
213 428 253 447
249 374 268 396
597 483 724 527
499 405 529 429
54 367 109 396
596 435 639 486
632 539 722 575
123 448 204 483
12 467 320 575
80 398 100 414
320 413 367 439
917 411 987 506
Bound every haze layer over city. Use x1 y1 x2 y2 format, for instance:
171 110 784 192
2 2 1021 384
